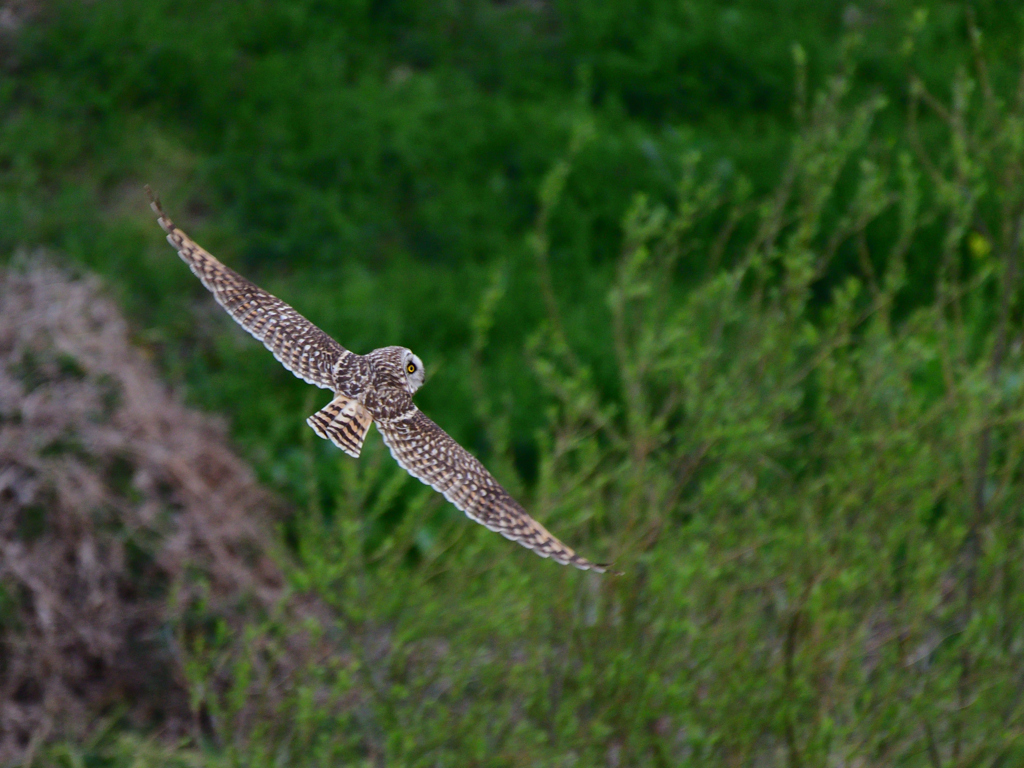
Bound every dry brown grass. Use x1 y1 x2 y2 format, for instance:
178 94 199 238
0 255 290 762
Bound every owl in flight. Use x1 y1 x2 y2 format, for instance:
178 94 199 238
147 189 611 573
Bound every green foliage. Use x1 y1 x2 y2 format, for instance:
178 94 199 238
3 1 1023 482
165 39 1024 768
7 2 1024 766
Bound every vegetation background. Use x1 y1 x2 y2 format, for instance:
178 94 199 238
2 0 1024 765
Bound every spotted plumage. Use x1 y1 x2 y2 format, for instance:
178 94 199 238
147 188 612 573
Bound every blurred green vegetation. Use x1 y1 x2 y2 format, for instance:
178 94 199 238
6 0 1024 765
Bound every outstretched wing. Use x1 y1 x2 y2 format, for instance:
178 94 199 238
148 188 346 390
377 408 613 573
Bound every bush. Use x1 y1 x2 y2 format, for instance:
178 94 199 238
0 260 292 764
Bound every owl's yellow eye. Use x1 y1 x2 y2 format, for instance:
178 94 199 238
407 363 417 374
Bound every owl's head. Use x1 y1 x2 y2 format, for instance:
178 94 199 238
400 347 426 394
369 345 426 395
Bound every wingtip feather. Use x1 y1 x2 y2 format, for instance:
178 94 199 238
144 185 174 233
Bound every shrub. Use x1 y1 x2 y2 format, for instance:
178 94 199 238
0 260 291 764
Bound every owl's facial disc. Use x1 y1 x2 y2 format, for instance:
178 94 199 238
402 350 426 394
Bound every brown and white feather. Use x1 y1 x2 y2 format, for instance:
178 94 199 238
377 409 610 572
307 395 373 458
147 190 346 390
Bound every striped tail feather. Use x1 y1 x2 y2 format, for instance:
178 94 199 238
307 396 373 458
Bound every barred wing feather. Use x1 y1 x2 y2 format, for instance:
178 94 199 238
148 189 346 390
377 408 611 573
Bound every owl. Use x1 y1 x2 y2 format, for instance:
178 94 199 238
147 189 612 573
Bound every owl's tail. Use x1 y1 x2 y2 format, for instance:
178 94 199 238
308 395 373 458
